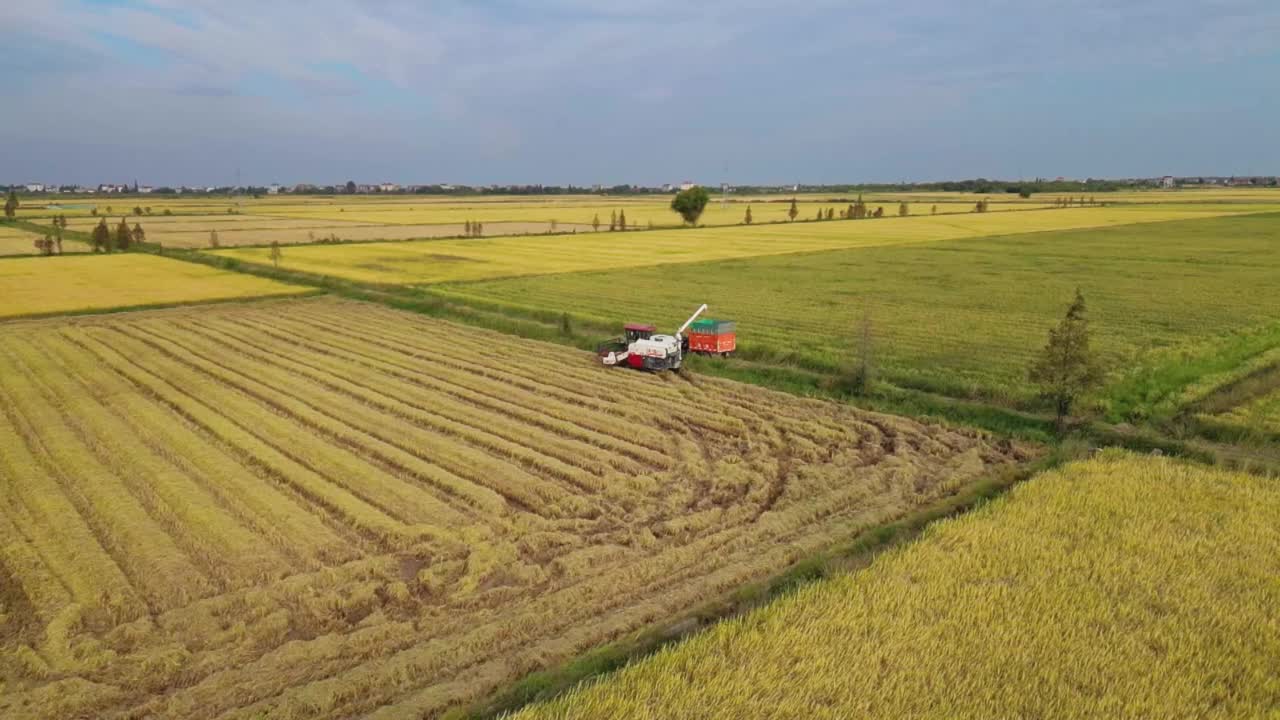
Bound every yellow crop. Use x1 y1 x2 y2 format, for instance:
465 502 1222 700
211 204 1270 285
0 296 1023 718
0 254 306 319
515 453 1280 720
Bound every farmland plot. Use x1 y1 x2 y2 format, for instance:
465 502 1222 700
515 454 1280 720
211 204 1269 286
0 254 308 320
0 226 82 257
0 297 1025 719
441 213 1280 404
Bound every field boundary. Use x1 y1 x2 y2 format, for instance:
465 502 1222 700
444 455 1054 720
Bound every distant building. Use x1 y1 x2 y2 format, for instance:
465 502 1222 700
679 181 695 191
379 182 401 193
267 184 281 195
25 183 45 192
138 186 154 194
1159 176 1175 188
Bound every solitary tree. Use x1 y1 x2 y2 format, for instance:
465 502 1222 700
898 202 909 217
559 312 573 336
474 221 483 236
609 210 617 231
787 197 798 222
618 209 627 230
826 207 835 220
872 206 884 218
1029 289 1103 432
133 206 143 216
744 206 753 224
54 226 63 254
131 223 146 246
931 204 938 215
592 213 601 231
91 219 110 252
209 229 220 248
464 220 472 236
90 207 99 217
269 241 282 268
3 190 17 219
345 180 357 194
670 186 710 226
35 235 54 256
115 218 132 251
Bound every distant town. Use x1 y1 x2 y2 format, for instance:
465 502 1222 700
5 176 1277 197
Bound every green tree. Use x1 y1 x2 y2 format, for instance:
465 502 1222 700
898 202 909 217
873 206 884 218
91 207 99 217
609 210 617 231
671 186 710 226
133 206 143 216
1029 289 1104 432
592 213 601 231
131 223 146 246
787 197 798 222
209 229 220 248
269 241 282 268
826 207 834 220
3 189 17 220
931 204 937 215
744 206 753 224
54 226 63 254
115 218 132 251
618 209 627 230
91 219 110 252
345 180 357 194
464 220 472 236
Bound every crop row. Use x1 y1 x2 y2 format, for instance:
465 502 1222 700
0 296 1024 718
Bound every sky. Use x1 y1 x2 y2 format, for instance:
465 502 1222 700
2 0 1278 186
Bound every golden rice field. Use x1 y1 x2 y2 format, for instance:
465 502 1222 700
514 453 1280 720
212 203 1273 286
0 296 1025 719
0 254 307 319
0 226 76 257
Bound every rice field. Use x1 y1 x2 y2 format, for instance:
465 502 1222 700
1207 386 1280 437
0 296 1025 719
437 213 1280 403
0 226 83 256
513 453 1280 720
0 254 308 319
210 204 1268 286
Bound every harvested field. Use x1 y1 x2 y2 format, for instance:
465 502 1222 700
0 296 1026 719
0 254 308 319
515 453 1280 720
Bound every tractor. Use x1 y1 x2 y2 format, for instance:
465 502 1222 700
597 304 736 371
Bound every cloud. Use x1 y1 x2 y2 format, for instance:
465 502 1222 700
1 0 1278 184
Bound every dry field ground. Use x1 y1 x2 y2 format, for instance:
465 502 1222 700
0 227 85 257
0 297 1026 719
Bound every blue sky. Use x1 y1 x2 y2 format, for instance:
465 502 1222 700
2 0 1277 186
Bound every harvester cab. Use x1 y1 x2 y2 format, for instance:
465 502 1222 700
599 304 735 371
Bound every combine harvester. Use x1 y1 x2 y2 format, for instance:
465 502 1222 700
598 304 736 372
